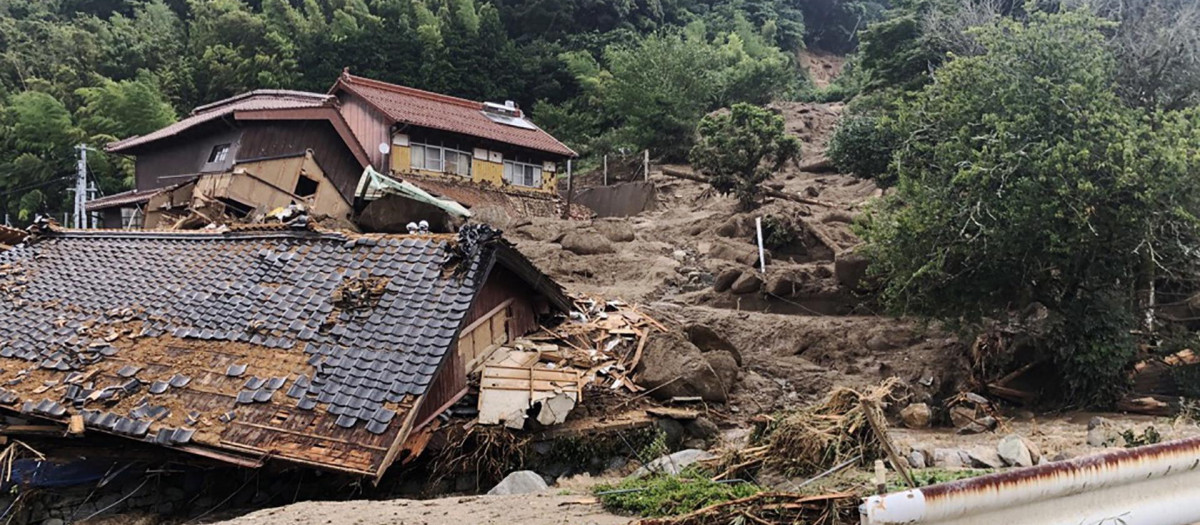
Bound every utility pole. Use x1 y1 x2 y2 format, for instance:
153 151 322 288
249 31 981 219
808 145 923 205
562 160 574 220
74 144 88 229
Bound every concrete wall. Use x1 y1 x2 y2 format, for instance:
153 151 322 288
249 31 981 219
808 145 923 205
571 181 657 218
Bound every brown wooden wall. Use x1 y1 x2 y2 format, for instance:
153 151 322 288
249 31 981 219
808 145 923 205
237 121 363 201
135 126 242 191
412 266 541 429
337 94 390 170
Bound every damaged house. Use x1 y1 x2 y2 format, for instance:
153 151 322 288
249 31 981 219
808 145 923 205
329 70 591 229
0 221 569 479
88 90 371 229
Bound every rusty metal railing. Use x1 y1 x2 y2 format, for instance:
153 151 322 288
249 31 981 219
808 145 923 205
860 436 1200 525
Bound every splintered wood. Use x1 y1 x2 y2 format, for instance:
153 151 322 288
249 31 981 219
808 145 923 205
475 296 667 427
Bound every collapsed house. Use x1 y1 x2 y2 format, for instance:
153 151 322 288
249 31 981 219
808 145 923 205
0 221 570 479
88 90 371 229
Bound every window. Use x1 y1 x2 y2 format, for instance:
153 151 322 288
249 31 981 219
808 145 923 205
411 142 471 177
207 144 231 163
503 160 543 188
294 174 318 197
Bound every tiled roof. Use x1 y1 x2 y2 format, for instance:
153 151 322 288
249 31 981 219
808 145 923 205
84 188 159 211
0 224 559 476
331 72 577 158
107 90 333 153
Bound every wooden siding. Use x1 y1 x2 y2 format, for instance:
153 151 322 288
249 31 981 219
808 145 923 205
237 121 363 202
135 126 242 191
337 94 391 170
411 267 541 430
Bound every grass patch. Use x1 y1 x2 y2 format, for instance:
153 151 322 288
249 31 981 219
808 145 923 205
887 469 994 492
595 472 761 517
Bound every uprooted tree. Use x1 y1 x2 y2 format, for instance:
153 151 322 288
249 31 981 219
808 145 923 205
857 10 1200 405
690 103 800 209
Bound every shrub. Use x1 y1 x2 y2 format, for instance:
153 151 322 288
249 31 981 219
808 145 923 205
690 103 800 209
595 472 760 517
827 114 900 185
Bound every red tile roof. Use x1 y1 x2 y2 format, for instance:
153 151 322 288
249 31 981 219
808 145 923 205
330 72 577 158
106 90 334 153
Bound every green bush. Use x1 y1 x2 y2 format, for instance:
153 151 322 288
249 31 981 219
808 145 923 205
827 114 900 185
690 103 800 209
595 473 760 517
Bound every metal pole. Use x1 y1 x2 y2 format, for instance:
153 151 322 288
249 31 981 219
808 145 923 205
74 144 87 228
603 154 608 186
643 150 649 182
562 160 573 220
755 216 766 274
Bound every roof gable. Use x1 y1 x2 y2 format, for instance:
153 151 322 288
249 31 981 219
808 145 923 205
330 72 577 158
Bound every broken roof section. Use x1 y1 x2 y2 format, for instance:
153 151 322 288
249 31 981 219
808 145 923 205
105 90 371 168
329 71 576 158
0 222 568 477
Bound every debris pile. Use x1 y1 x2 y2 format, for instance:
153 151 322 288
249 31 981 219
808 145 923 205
474 296 667 429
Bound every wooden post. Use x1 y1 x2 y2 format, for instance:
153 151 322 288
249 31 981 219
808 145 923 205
643 150 649 181
603 154 608 186
562 160 573 219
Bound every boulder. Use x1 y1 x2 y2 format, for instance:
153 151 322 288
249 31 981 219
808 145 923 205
765 275 799 296
684 324 743 366
966 448 1005 469
685 417 720 441
713 269 742 292
948 406 977 428
560 232 615 255
907 449 927 469
730 273 763 294
632 449 716 477
594 220 636 242
635 331 740 402
899 403 932 429
997 434 1033 467
487 471 548 495
834 249 870 290
931 448 964 469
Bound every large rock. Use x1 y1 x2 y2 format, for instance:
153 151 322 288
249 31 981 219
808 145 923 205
899 403 932 429
931 448 964 469
685 417 720 440
966 448 1005 469
834 249 870 290
713 269 742 292
684 324 743 366
635 331 740 402
560 232 615 255
997 434 1033 467
593 220 636 242
730 273 763 294
632 449 716 477
487 471 548 495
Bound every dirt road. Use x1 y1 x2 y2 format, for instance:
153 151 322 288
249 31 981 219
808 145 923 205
215 493 632 525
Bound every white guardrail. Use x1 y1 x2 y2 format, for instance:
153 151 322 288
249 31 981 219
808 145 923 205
860 436 1200 525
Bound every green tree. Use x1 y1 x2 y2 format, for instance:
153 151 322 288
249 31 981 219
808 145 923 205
689 103 799 208
858 10 1200 403
0 90 83 221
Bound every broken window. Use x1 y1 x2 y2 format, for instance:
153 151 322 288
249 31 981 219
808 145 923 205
294 174 318 197
207 143 231 163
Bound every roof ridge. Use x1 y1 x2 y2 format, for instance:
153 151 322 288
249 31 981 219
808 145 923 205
193 90 332 116
339 73 483 110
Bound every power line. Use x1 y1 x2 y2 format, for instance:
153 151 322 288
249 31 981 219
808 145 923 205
0 176 73 199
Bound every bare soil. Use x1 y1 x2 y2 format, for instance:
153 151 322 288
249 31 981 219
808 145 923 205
215 492 632 525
